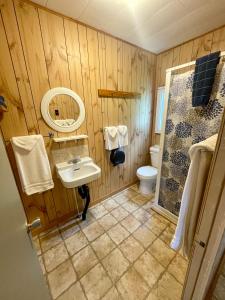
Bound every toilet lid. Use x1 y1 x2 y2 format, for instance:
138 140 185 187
137 166 157 179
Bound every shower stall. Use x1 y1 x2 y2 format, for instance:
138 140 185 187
154 51 225 221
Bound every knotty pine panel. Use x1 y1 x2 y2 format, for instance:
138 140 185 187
0 0 156 233
152 25 225 145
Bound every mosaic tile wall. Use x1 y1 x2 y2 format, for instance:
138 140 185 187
159 63 225 215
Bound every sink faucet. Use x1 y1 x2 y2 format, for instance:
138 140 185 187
68 156 81 164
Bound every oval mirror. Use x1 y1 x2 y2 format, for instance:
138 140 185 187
41 87 85 132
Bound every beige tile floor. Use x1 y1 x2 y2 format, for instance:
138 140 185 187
34 184 188 300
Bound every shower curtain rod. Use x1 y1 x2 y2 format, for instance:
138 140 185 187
166 51 225 73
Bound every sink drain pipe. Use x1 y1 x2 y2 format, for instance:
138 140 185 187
78 184 90 220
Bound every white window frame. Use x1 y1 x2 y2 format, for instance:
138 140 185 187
155 86 165 134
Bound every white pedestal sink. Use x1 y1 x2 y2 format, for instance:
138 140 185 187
56 157 101 188
55 157 101 220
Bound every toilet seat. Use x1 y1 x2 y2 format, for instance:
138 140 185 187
137 166 157 179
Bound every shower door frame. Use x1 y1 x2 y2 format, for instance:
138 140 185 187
153 51 225 223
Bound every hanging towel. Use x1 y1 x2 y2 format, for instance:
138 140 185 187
110 148 125 166
103 126 119 150
11 135 54 195
117 125 128 147
192 51 220 107
171 134 217 257
0 95 7 109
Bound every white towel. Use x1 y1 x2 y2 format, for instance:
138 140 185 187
171 134 217 257
104 126 119 150
117 125 128 147
11 135 54 195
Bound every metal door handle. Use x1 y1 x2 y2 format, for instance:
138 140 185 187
27 218 41 232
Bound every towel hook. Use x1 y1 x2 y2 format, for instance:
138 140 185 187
48 132 54 138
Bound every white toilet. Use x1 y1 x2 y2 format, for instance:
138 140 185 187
136 145 160 195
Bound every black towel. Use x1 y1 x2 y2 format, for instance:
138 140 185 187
110 148 125 166
0 96 7 108
192 51 220 107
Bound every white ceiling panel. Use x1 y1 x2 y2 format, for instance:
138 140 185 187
31 0 225 53
140 1 225 52
46 0 89 19
104 0 178 40
125 1 185 40
179 0 210 10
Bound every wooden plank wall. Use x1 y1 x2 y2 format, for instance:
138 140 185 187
0 0 156 232
153 26 225 145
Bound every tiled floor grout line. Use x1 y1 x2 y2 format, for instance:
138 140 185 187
61 238 88 300
147 221 188 286
124 188 174 299
40 222 89 300
39 230 66 298
88 231 143 300
37 189 132 296
54 226 89 299
77 207 130 299
120 209 185 297
145 225 185 295
40 205 162 297
85 213 164 298
112 188 187 294
44 230 64 299
43 221 182 300
87 237 119 299
62 215 116 299
143 251 184 300
36 185 187 300
125 227 174 297
47 235 159 297
72 201 152 298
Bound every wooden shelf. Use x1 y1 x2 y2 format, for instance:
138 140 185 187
98 89 141 98
53 134 88 143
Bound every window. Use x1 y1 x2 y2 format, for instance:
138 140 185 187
155 86 165 134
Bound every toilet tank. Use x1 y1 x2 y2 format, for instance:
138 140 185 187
150 145 160 168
